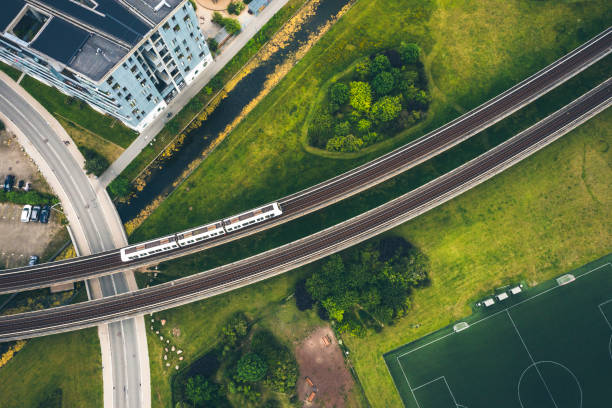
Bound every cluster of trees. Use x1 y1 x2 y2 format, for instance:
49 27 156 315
175 313 298 407
308 43 430 152
212 12 242 35
297 237 429 336
81 146 110 176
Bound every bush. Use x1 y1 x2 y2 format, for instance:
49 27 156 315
224 18 242 35
334 121 351 137
399 42 420 65
356 119 371 134
0 189 58 206
354 59 371 80
326 134 363 152
207 38 219 53
295 279 314 310
228 1 246 14
236 353 267 382
307 110 334 147
372 71 395 96
371 95 402 122
349 81 372 112
212 12 224 25
329 82 349 105
107 175 131 198
184 375 218 406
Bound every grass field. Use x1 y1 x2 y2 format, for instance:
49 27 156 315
57 118 125 164
130 0 610 243
19 76 137 148
385 256 612 408
0 62 21 81
0 329 102 408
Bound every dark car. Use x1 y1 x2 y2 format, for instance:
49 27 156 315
39 205 50 223
3 174 15 192
30 205 41 222
18 180 25 189
28 255 39 266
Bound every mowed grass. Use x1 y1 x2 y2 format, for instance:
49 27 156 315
19 76 137 148
0 329 102 408
0 62 21 81
385 259 612 408
131 0 610 242
343 110 612 407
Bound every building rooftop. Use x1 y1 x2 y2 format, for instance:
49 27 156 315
1 0 185 81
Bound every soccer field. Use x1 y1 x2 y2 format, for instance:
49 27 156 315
384 255 612 408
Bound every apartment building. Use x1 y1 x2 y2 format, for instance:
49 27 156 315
0 0 213 131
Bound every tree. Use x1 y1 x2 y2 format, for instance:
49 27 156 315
371 71 395 96
356 119 371 134
236 353 267 382
307 110 334 147
354 58 371 80
325 134 363 152
223 18 242 35
107 176 131 198
206 38 219 53
184 375 217 407
329 82 349 105
295 279 314 310
403 85 430 110
349 81 372 112
371 95 402 122
81 147 109 176
227 1 245 14
371 54 391 75
399 42 420 65
212 12 224 24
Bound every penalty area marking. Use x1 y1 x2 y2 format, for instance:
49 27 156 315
411 376 466 408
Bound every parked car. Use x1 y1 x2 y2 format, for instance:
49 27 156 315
3 174 15 192
30 205 41 222
18 180 25 189
23 181 31 191
21 205 32 222
39 205 50 223
28 255 39 266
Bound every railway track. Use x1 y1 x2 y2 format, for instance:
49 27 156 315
0 78 609 341
0 27 610 293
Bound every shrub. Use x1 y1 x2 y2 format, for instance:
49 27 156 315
107 175 132 198
184 375 218 406
307 110 334 147
212 12 224 25
224 18 242 35
399 42 420 65
371 54 391 75
207 38 219 53
295 279 314 310
349 81 372 112
356 119 371 134
236 353 267 382
228 1 246 15
372 71 395 96
326 134 363 152
354 59 371 80
80 146 110 176
371 95 402 122
329 82 349 106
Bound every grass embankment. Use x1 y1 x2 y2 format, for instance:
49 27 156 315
131 0 609 243
19 76 137 149
0 62 21 81
57 118 124 164
0 329 102 408
113 0 307 187
345 110 612 407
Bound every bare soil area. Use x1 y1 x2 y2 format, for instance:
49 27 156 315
295 326 355 407
0 131 63 269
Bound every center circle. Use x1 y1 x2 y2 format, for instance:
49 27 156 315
517 361 582 408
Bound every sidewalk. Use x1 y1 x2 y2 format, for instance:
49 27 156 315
99 0 291 187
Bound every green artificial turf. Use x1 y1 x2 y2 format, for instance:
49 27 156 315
385 256 612 408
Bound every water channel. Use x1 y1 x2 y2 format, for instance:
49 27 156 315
117 0 351 222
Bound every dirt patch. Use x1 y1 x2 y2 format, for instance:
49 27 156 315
0 131 63 269
295 326 354 407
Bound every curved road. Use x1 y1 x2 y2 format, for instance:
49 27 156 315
0 76 148 408
0 78 608 341
0 27 610 293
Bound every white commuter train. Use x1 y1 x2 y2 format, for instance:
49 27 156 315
120 203 282 262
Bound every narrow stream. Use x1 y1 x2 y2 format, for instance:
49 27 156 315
117 0 350 222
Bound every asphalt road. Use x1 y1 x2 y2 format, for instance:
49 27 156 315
0 78 608 341
1 27 610 292
0 79 145 408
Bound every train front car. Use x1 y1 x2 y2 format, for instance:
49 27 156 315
223 202 282 232
176 222 226 247
120 234 180 262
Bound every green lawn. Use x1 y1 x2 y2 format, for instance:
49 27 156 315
0 61 21 81
385 257 612 408
131 0 610 243
19 76 137 148
0 329 102 408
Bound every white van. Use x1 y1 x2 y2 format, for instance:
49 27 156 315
21 205 32 223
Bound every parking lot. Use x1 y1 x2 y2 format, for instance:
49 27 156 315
1 130 63 269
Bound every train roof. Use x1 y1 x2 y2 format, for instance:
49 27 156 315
123 234 177 254
224 204 276 225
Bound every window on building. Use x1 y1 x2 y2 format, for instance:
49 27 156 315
130 65 138 73
146 94 152 101
182 39 187 45
198 51 205 58
162 22 170 30
106 76 114 85
173 24 180 32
